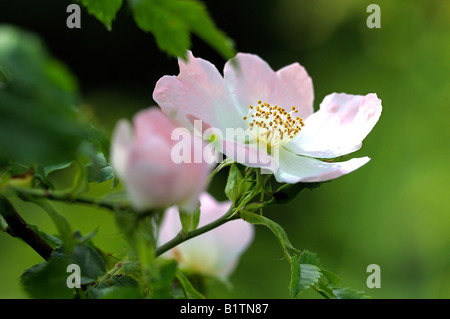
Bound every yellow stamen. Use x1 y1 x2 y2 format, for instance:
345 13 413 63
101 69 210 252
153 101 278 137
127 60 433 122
242 100 305 148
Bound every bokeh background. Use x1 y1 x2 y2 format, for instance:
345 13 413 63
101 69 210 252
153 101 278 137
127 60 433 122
1 0 449 298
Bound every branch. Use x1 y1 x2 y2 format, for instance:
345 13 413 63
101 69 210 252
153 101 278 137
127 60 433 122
155 173 269 258
0 195 53 260
155 207 238 257
9 186 128 212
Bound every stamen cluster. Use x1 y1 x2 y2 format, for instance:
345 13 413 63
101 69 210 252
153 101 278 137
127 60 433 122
243 100 304 146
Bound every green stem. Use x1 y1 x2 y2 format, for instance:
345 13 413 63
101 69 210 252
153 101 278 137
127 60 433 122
9 186 127 212
155 207 238 257
156 167 272 257
94 261 124 288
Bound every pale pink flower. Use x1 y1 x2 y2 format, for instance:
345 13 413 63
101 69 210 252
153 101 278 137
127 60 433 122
158 192 254 279
153 52 382 183
111 108 211 211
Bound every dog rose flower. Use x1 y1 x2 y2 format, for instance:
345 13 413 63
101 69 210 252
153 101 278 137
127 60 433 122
153 52 382 183
111 108 212 211
158 192 254 279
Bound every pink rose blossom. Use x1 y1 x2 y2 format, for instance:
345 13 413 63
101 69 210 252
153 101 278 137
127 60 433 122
158 192 254 279
111 108 212 211
153 51 382 183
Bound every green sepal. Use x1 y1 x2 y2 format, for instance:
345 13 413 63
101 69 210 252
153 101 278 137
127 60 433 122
225 163 244 204
179 202 201 235
272 182 322 204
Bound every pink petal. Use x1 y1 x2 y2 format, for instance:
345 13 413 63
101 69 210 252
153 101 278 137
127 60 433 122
174 150 213 212
132 108 212 210
126 154 177 210
111 108 212 211
133 107 175 146
286 93 382 158
224 53 314 119
153 51 242 132
275 148 370 183
275 62 314 118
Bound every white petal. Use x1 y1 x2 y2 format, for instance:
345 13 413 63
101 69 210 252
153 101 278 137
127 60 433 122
158 193 254 278
286 93 382 158
275 148 370 183
110 119 134 180
221 138 279 173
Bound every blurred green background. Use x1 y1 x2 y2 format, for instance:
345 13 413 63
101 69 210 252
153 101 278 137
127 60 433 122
1 0 449 298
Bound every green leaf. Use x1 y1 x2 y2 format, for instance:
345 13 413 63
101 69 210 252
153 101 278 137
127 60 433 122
41 162 73 177
71 245 107 284
291 250 345 298
31 162 73 190
28 224 63 249
108 275 139 288
299 250 343 292
76 227 99 245
297 264 322 296
129 0 235 60
0 26 95 166
178 203 200 235
320 268 343 286
34 200 75 253
21 242 113 298
149 259 178 299
80 0 123 30
332 287 371 299
21 254 74 299
0 64 12 84
299 250 322 266
239 210 298 260
94 248 126 270
122 260 141 277
290 254 322 298
86 152 115 184
314 281 336 299
180 0 235 60
176 271 206 299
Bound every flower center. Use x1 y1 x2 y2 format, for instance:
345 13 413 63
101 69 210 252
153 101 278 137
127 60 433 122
243 100 305 149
